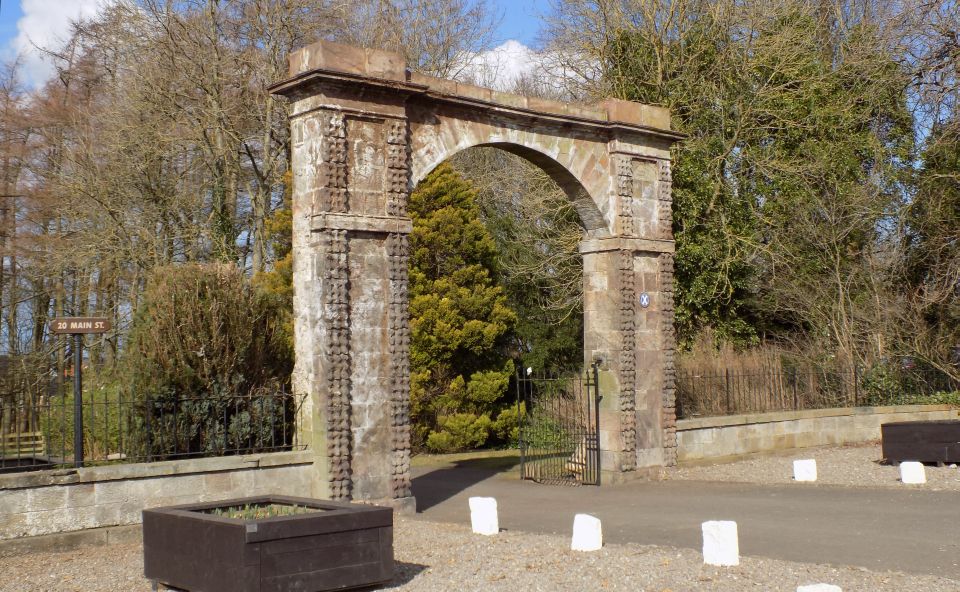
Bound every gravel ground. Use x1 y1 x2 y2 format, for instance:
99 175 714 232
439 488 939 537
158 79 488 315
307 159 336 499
668 443 960 490
3 518 959 592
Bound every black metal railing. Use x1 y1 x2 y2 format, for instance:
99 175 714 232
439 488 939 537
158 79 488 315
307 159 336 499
677 363 960 419
517 363 601 486
0 388 306 473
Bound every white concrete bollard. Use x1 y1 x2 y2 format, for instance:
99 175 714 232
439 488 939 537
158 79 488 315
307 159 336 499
797 585 842 592
570 514 603 551
702 520 739 566
900 461 926 484
468 497 499 536
793 459 818 482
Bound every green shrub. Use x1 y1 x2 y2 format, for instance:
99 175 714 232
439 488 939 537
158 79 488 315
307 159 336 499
897 391 960 406
122 263 294 458
860 364 907 405
490 403 525 446
860 362 959 407
125 263 292 396
425 412 493 453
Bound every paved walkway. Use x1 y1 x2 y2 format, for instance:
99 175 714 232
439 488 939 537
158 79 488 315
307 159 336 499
411 463 960 579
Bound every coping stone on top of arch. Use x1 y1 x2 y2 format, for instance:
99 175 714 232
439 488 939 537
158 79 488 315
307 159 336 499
274 39 680 138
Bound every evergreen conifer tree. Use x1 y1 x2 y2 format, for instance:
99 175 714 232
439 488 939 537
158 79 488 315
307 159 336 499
408 163 517 451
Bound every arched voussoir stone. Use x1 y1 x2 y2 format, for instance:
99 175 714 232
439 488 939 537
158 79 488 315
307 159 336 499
270 39 683 507
412 135 610 235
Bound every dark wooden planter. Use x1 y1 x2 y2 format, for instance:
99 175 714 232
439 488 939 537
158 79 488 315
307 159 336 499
882 420 960 463
143 495 393 592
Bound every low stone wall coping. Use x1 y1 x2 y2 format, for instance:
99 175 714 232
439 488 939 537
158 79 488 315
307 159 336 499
677 404 958 431
0 524 143 557
0 450 314 491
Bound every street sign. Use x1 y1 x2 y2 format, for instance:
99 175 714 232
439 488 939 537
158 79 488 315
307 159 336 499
49 316 111 468
49 317 111 335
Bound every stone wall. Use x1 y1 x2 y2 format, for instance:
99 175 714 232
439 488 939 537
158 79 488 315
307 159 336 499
676 405 960 463
0 451 315 541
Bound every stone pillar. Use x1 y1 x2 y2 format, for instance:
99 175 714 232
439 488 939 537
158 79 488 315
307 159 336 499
633 249 666 469
581 247 628 476
288 89 415 511
632 158 678 471
582 239 671 480
658 161 678 467
581 151 676 482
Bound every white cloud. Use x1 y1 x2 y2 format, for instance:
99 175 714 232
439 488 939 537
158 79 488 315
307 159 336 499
461 40 587 100
12 0 112 87
463 40 539 91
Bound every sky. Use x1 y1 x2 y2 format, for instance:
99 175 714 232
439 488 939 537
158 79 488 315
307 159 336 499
490 0 551 46
0 0 552 88
0 0 111 86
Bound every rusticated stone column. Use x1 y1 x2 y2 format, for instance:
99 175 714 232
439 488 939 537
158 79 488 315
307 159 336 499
581 149 676 481
319 113 353 500
385 119 413 500
659 252 678 466
279 48 417 510
296 110 415 509
658 161 678 466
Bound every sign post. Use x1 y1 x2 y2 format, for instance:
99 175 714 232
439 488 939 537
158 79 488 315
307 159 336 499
49 317 112 468
73 334 82 467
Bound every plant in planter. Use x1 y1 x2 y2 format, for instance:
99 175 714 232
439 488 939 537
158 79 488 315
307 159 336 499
204 502 319 520
143 495 393 592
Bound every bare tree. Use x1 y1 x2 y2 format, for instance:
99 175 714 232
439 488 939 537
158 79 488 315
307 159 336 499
342 0 500 79
0 0 508 386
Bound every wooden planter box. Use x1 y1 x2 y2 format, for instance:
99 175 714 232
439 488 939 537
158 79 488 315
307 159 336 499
882 420 960 463
143 495 393 592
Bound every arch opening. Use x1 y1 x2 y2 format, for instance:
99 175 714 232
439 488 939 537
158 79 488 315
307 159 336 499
467 142 608 237
406 146 593 454
411 134 613 238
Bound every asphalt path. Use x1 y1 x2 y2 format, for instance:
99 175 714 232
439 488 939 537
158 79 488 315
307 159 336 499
411 464 960 579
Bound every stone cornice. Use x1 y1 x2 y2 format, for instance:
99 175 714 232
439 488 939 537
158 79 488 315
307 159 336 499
270 69 685 143
579 236 676 254
311 212 413 235
273 39 684 142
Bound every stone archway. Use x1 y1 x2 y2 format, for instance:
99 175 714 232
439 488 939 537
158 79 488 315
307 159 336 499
270 40 683 510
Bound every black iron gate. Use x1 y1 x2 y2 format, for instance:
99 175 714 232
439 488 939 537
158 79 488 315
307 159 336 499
516 363 601 485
